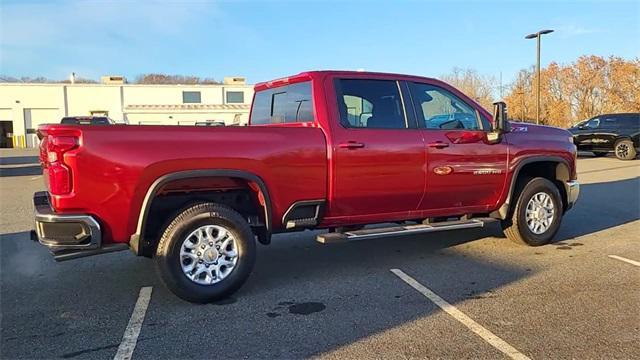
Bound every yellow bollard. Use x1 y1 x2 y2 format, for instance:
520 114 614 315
11 135 28 148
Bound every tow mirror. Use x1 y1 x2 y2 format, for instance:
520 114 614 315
487 101 509 143
492 101 509 132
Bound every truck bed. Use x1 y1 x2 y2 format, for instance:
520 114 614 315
38 124 328 243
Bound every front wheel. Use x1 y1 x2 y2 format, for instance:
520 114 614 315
155 203 256 303
502 177 563 246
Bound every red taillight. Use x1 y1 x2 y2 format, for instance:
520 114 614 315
48 162 72 194
39 136 48 167
45 135 78 195
47 136 78 162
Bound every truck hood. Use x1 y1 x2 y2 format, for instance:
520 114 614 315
509 121 572 138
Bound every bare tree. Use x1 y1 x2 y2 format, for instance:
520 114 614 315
134 73 220 85
505 55 640 128
440 68 496 110
0 75 97 83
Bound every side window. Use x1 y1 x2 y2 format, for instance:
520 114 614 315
480 113 492 131
182 91 201 104
410 83 481 130
621 114 640 128
575 120 588 128
250 81 314 125
586 118 600 129
601 116 618 128
226 91 245 104
336 79 407 129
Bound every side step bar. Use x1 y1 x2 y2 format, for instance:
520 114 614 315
316 218 496 244
53 243 130 262
286 218 318 230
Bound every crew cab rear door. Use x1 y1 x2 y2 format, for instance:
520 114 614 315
327 77 426 219
407 80 508 212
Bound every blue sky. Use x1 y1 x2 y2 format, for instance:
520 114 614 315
1 0 638 86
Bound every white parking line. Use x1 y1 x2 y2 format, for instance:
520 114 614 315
114 287 153 360
390 269 530 360
608 255 640 267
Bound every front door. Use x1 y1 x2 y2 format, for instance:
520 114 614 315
329 78 426 219
573 117 601 151
408 81 508 212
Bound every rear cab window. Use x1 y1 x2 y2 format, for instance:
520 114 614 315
250 81 314 125
334 79 408 129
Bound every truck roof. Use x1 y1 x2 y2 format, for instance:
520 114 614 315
254 70 439 91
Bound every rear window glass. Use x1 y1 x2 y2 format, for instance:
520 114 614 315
61 117 110 125
601 114 639 128
620 114 640 127
251 81 314 125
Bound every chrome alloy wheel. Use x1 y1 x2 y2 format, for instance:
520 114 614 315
525 192 555 234
180 225 238 285
616 142 630 159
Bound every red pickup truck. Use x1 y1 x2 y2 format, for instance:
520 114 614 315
33 71 579 303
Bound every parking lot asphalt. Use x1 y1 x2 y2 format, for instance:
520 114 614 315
1 150 639 359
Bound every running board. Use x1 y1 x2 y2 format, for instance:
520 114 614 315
316 218 494 244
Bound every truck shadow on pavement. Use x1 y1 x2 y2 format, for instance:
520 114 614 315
555 176 639 241
0 230 159 360
1 227 530 359
139 226 534 359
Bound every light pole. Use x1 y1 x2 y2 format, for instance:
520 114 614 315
525 29 554 125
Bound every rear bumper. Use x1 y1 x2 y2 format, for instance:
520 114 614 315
32 191 127 261
565 180 580 211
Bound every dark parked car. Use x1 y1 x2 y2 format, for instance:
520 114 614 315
568 113 639 160
61 116 115 125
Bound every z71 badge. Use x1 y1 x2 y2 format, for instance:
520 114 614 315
511 125 528 133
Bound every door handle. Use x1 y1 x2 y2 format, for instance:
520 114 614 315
339 141 365 149
427 142 449 149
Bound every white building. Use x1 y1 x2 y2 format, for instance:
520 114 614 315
0 76 254 148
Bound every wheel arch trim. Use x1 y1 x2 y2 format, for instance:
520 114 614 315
495 156 571 219
129 169 272 255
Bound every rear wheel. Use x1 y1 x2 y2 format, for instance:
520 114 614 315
502 177 563 246
155 203 256 303
614 139 637 160
592 151 608 157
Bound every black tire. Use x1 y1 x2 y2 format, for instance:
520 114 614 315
155 203 256 303
592 151 608 157
614 139 637 160
501 177 563 246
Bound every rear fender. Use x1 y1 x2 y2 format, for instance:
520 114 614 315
129 169 272 255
